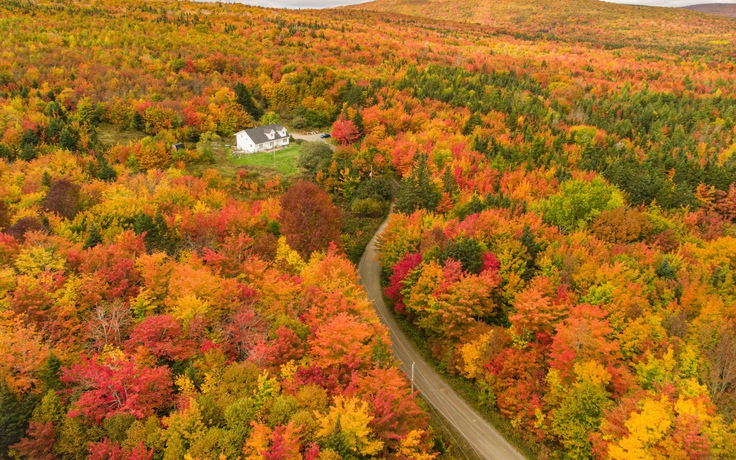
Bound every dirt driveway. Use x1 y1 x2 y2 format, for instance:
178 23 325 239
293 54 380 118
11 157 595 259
291 132 335 149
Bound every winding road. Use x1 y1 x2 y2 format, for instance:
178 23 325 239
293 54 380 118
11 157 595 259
357 218 526 460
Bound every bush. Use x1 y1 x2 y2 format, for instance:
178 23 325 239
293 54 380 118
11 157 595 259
291 117 307 130
351 198 387 218
354 177 393 201
297 141 333 176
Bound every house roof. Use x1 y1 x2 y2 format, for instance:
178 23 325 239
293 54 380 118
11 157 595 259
236 124 288 145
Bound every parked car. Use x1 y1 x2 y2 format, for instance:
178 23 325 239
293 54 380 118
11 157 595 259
320 133 331 138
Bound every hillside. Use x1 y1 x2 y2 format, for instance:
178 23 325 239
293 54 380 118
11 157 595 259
357 0 736 53
684 3 736 18
2 0 736 458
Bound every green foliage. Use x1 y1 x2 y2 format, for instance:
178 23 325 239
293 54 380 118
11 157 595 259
535 177 624 231
260 112 280 125
396 154 441 214
296 141 333 176
443 237 484 274
351 197 387 217
233 82 263 121
0 382 39 457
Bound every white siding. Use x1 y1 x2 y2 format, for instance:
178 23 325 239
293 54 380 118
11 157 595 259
235 128 289 154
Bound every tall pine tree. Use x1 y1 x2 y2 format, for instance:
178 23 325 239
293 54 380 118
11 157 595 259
396 153 441 213
234 82 263 121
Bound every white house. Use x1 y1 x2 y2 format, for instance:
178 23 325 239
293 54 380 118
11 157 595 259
235 124 289 154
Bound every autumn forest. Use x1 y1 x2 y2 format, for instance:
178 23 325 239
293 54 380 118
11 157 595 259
1 0 736 459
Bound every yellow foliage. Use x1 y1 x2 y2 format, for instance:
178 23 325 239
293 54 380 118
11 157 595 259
573 360 610 388
0 311 49 394
459 331 494 379
316 396 384 457
162 398 206 454
280 360 298 382
243 422 272 460
170 294 211 327
175 375 198 398
275 236 306 273
15 245 65 275
608 396 673 459
397 429 436 460
0 267 17 297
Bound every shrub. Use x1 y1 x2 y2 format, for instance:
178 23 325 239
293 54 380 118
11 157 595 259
351 198 387 218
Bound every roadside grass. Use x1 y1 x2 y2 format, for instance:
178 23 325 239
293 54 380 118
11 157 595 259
388 302 541 460
230 142 301 175
421 397 483 460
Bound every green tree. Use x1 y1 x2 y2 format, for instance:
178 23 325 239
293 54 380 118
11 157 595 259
59 127 77 151
234 82 263 120
443 237 484 274
535 177 624 231
260 112 280 125
547 362 612 459
396 154 442 214
0 382 39 457
297 141 333 176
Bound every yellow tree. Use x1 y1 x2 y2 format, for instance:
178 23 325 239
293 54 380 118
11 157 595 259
316 396 384 457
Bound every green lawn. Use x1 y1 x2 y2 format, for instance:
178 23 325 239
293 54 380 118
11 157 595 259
229 143 301 175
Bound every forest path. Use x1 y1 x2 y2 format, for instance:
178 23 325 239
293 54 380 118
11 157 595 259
357 217 527 460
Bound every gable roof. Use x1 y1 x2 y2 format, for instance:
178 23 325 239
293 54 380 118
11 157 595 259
236 124 288 145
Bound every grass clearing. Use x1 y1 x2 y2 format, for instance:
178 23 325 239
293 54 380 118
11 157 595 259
96 123 148 146
230 142 301 175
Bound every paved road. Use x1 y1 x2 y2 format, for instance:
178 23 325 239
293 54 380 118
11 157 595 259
357 218 527 460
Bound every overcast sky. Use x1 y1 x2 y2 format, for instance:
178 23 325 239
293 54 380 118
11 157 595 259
200 0 736 9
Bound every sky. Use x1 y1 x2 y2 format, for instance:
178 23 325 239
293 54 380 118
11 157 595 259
197 0 736 9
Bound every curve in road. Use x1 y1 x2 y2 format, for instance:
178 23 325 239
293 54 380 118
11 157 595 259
358 217 527 460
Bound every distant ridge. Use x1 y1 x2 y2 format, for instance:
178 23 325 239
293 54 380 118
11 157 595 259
683 3 736 18
355 0 736 52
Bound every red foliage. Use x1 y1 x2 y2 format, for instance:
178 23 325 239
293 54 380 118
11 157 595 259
88 438 125 460
250 325 305 368
384 252 423 313
549 304 621 379
221 306 266 360
88 439 153 460
304 443 320 460
61 352 172 422
125 315 196 362
278 181 341 259
481 251 500 273
78 233 145 305
11 421 57 460
262 423 301 460
484 345 547 436
331 115 360 145
0 233 19 265
9 272 65 326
